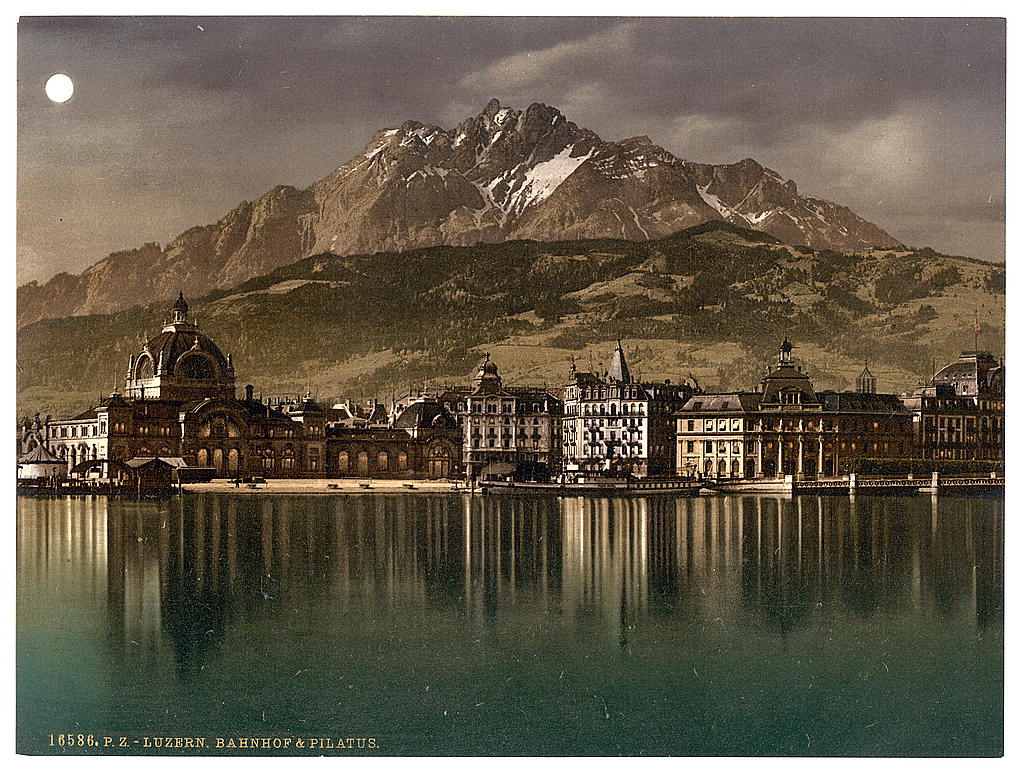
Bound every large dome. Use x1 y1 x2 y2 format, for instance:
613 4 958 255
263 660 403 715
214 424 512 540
125 294 236 401
931 351 1002 397
138 327 231 380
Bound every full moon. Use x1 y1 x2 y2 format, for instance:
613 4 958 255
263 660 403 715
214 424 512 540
45 73 74 103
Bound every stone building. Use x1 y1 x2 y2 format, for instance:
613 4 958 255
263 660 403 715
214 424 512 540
561 342 694 476
426 354 563 479
676 340 914 479
900 351 1004 462
325 397 462 479
30 294 328 478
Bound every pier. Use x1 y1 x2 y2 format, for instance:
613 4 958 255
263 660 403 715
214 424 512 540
702 471 1003 496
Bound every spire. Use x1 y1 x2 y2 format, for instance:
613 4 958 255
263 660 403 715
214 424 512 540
172 291 189 324
607 340 631 384
856 363 877 394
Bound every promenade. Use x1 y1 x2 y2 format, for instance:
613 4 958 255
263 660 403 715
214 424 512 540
184 478 461 494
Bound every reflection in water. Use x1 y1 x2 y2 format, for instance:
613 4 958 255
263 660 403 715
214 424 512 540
16 492 1002 756
17 493 1003 676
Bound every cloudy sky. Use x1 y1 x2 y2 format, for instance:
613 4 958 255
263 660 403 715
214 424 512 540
17 16 1005 283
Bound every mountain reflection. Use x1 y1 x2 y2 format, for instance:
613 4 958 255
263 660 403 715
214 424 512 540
16 493 1003 678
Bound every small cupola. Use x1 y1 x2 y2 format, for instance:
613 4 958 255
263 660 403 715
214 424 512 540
171 291 189 324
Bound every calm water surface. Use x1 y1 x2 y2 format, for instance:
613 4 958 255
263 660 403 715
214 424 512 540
16 493 1002 756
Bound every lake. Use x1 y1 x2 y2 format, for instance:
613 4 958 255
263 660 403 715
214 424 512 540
16 492 1003 756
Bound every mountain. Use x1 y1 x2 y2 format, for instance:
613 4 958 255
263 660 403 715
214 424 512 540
17 100 902 328
17 224 1002 421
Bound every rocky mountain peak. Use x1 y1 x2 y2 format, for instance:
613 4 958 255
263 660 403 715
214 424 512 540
17 98 904 328
481 97 503 119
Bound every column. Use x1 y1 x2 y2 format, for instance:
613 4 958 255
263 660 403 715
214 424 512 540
756 435 764 478
797 436 805 477
777 434 784 476
817 436 824 478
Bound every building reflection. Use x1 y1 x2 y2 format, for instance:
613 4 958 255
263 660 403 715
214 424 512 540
15 491 1003 677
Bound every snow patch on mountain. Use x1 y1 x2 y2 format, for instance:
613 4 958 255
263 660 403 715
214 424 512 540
697 184 736 221
512 147 595 210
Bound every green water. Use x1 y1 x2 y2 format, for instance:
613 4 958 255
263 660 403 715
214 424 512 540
16 492 1002 756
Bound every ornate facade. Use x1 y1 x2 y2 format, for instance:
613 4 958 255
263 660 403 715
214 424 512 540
30 295 328 478
561 342 694 476
676 340 914 478
325 397 462 479
900 351 1004 462
451 355 562 479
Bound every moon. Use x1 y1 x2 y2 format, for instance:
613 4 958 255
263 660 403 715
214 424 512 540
45 73 74 103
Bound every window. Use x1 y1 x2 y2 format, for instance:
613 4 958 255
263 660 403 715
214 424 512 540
687 419 695 431
704 419 714 431
704 441 713 454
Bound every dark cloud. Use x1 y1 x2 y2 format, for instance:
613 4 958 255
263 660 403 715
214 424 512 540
17 16 1005 284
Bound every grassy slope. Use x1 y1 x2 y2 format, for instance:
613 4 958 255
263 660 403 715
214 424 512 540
16 222 1005 419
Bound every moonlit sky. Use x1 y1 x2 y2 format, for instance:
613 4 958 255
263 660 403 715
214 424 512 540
17 16 1006 284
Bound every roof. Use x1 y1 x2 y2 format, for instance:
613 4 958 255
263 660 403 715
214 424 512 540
567 371 602 387
70 459 130 474
125 456 187 469
817 392 911 414
607 341 632 384
19 442 65 464
481 461 517 477
760 364 817 405
394 400 457 430
284 397 324 415
930 351 1003 397
139 322 230 378
681 393 762 413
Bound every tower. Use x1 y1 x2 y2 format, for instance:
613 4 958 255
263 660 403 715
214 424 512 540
472 353 502 394
856 365 877 394
607 340 632 384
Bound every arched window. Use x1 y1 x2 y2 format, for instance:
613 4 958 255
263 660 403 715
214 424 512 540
377 451 389 472
398 451 408 471
197 448 208 467
338 451 350 473
176 354 215 380
135 354 154 380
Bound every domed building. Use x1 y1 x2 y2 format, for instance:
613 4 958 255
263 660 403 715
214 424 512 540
901 351 1004 462
125 292 236 402
32 294 328 478
676 340 914 479
458 353 563 479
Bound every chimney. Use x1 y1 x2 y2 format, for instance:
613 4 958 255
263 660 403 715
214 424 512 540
245 384 254 402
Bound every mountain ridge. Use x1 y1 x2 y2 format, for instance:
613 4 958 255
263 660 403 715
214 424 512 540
18 99 903 328
17 224 1002 421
